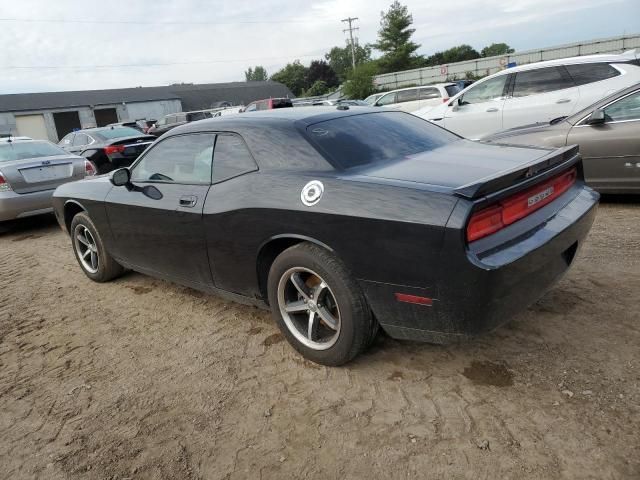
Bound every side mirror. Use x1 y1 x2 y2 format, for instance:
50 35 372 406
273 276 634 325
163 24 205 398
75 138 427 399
586 108 606 125
110 168 131 187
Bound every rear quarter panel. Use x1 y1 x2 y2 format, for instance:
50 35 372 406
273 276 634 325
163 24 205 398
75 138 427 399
202 170 458 298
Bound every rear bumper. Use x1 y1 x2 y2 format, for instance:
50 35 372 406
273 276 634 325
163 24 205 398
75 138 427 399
361 186 600 343
0 189 55 222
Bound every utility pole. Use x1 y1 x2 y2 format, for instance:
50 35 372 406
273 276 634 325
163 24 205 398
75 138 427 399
341 17 359 70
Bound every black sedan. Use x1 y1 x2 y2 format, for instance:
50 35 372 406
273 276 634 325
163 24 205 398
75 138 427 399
52 108 599 365
58 126 155 174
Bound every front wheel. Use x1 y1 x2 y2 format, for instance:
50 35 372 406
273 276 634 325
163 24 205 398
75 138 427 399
267 243 377 366
70 212 124 282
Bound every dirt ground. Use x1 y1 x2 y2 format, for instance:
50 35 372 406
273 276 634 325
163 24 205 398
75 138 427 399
1 198 639 480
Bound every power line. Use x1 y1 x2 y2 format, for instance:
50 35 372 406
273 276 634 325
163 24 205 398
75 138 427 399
341 17 359 70
1 54 325 70
0 17 333 26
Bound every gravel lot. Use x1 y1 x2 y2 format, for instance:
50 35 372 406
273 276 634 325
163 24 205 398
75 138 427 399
1 198 639 480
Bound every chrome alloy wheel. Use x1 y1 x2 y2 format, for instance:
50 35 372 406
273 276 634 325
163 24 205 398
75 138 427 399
74 224 99 274
277 267 341 350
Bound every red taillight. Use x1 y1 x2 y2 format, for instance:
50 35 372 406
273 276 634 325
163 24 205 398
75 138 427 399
466 168 577 243
0 171 11 192
84 160 96 176
442 97 449 103
467 205 504 242
104 145 125 155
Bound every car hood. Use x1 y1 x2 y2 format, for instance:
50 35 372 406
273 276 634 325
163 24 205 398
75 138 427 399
355 139 554 190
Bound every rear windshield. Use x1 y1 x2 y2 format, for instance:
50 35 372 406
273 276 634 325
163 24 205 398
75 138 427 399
0 141 67 162
187 111 213 121
305 112 458 170
272 98 293 109
445 85 461 97
94 126 143 140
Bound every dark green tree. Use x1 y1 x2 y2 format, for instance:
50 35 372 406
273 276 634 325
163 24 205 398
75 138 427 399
303 80 330 97
306 60 339 89
343 62 378 99
325 43 372 81
372 1 423 74
481 43 515 57
425 44 480 66
270 60 309 96
244 66 268 81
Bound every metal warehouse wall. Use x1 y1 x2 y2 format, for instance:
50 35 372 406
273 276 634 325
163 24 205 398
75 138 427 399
0 99 181 142
373 34 640 90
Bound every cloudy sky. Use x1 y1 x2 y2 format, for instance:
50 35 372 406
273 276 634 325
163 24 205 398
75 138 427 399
0 0 638 93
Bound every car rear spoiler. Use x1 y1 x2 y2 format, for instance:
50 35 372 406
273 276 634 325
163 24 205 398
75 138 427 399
454 145 580 200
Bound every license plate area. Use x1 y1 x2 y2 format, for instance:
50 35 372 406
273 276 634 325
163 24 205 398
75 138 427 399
19 163 73 183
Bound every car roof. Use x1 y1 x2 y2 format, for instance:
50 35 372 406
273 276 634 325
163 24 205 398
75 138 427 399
174 106 383 134
487 50 638 77
0 136 33 143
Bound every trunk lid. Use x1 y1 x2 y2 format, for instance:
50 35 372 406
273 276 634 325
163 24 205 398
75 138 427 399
357 140 579 199
0 155 86 194
106 135 155 158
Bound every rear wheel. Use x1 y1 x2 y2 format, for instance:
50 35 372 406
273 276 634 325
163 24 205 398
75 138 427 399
70 212 124 282
267 243 377 366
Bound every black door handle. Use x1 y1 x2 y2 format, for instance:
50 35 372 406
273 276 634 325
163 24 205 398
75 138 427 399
179 195 197 207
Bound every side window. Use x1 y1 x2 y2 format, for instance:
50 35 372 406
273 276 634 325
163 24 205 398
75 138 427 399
566 63 620 86
603 91 640 122
72 133 89 146
396 89 419 103
256 100 269 111
377 93 397 106
157 117 167 126
512 67 572 98
244 103 257 112
131 133 215 184
176 113 187 122
419 87 440 100
59 133 74 145
461 75 508 104
212 134 258 183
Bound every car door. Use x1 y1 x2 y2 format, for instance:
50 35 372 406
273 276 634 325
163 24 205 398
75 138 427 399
391 89 419 112
439 74 509 139
104 133 215 287
375 92 397 109
568 90 640 191
502 66 580 130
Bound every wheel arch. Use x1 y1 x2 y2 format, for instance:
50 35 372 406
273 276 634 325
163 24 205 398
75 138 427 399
63 200 87 234
256 234 335 301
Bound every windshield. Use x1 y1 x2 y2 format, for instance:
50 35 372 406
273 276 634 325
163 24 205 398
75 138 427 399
364 94 381 105
0 141 68 162
94 126 144 140
445 85 461 97
305 111 458 170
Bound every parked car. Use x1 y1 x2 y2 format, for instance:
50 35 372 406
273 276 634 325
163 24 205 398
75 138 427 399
212 106 244 117
371 83 461 112
415 50 640 139
363 93 384 105
52 107 598 365
58 126 155 174
147 111 213 137
243 98 293 112
107 120 151 133
483 83 640 193
0 137 95 223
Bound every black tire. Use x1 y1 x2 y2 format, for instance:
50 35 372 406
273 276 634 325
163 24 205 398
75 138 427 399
267 242 377 366
70 212 124 282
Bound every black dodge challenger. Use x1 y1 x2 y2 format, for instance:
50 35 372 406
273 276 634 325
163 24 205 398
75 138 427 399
52 108 599 365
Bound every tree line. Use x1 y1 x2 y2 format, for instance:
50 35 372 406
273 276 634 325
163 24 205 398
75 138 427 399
244 1 514 99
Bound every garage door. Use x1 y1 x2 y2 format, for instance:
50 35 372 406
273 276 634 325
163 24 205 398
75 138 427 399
15 114 49 140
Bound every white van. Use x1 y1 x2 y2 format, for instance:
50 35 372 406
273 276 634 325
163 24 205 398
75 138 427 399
372 83 460 113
